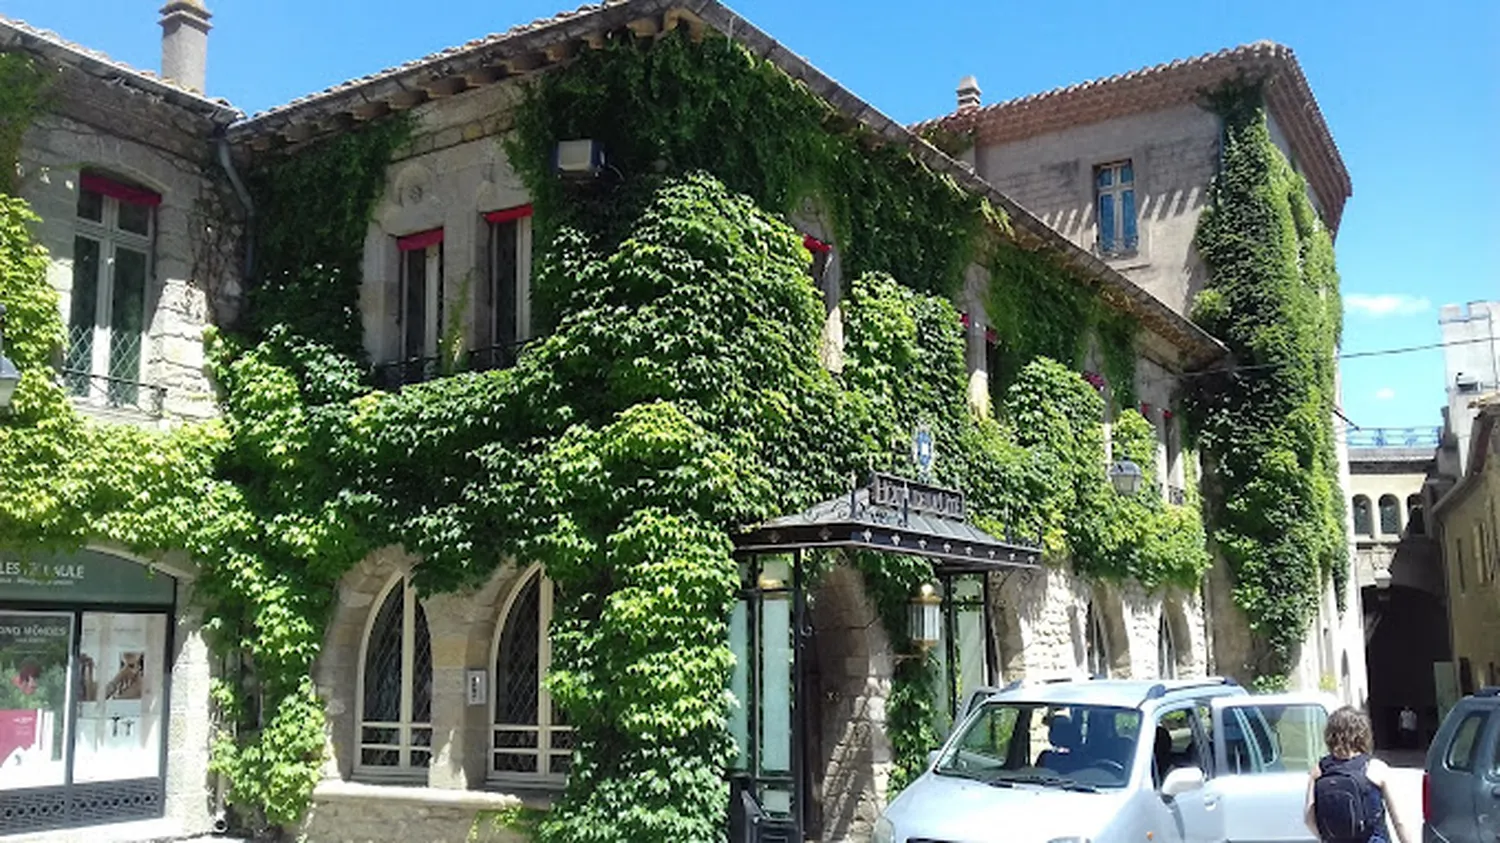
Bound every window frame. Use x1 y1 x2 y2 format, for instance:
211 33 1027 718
481 206 534 364
487 564 570 788
67 176 156 406
1093 160 1139 258
1444 711 1488 772
1378 494 1402 536
1351 495 1373 537
396 230 444 364
354 575 433 781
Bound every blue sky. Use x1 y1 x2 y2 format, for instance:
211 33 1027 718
4 0 1495 431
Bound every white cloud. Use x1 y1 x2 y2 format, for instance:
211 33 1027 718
1375 387 1396 400
1346 293 1431 317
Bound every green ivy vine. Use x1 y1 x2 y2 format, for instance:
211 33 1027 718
0 29 1214 842
1185 79 1346 680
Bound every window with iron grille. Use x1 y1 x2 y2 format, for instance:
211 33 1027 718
1157 614 1178 680
1351 496 1373 536
1378 494 1401 536
475 206 533 372
1094 161 1138 257
1086 603 1110 678
490 567 570 785
357 577 433 779
66 173 156 408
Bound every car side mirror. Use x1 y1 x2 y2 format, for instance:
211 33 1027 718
1160 766 1205 798
927 749 942 769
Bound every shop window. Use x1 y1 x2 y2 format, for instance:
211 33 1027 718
490 567 570 785
0 550 176 835
1378 494 1401 535
1351 495 1372 537
474 206 533 372
65 173 157 408
1157 613 1178 680
357 577 432 778
1406 495 1425 536
1094 160 1138 257
1086 602 1110 678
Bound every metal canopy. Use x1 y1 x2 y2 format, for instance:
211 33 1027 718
733 472 1042 573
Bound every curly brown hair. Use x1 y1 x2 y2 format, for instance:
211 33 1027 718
1324 705 1373 758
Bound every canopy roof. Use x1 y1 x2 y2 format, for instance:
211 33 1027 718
734 473 1042 574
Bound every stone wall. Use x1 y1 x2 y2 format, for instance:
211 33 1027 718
973 103 1219 318
17 107 233 425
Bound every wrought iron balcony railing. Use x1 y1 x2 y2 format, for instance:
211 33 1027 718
1347 426 1442 448
60 368 166 417
371 342 528 391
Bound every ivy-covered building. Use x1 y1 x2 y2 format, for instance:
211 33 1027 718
919 42 1364 704
0 1 1352 842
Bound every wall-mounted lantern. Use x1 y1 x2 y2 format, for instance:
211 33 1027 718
909 582 942 649
553 139 606 178
0 303 20 411
1108 459 1143 497
1374 566 1392 591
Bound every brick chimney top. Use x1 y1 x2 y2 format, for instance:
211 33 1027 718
956 75 981 112
159 0 211 94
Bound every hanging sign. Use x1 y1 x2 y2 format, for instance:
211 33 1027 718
0 550 175 606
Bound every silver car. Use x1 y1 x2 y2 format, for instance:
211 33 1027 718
1423 686 1500 843
875 678 1337 843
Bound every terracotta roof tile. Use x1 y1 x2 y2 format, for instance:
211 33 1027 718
915 41 1352 233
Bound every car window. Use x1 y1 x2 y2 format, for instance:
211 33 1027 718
936 702 1142 790
1219 703 1325 775
1154 708 1204 786
1490 717 1500 778
1445 711 1488 772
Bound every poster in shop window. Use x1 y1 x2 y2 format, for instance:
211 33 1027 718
0 612 71 789
74 613 165 782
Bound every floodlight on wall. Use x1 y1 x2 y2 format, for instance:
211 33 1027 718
0 303 20 412
909 582 942 650
1108 459 1144 497
553 139 606 178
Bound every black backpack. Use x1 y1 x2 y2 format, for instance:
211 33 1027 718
1313 755 1378 843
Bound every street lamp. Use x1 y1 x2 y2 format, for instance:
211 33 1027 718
1109 459 1144 497
0 303 20 411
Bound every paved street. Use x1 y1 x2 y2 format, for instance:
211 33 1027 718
1380 749 1426 842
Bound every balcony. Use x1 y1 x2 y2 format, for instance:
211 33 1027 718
61 368 165 417
371 342 527 391
1346 427 1442 448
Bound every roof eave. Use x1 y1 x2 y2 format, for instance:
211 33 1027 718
0 18 242 125
224 0 1227 368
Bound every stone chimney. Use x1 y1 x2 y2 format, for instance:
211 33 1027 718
956 75 981 112
159 0 211 93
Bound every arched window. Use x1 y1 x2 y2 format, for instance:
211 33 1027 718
1086 603 1110 678
491 567 570 784
1351 496 1373 537
1157 613 1178 680
358 577 433 776
1378 495 1401 536
1406 494 1425 535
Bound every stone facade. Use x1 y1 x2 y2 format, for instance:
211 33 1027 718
1439 301 1500 476
14 60 239 426
1434 400 1500 694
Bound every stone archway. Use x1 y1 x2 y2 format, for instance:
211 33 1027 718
1362 583 1449 748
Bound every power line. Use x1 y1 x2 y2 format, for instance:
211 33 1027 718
1182 335 1495 379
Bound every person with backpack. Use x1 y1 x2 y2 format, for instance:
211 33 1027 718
1304 706 1413 843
